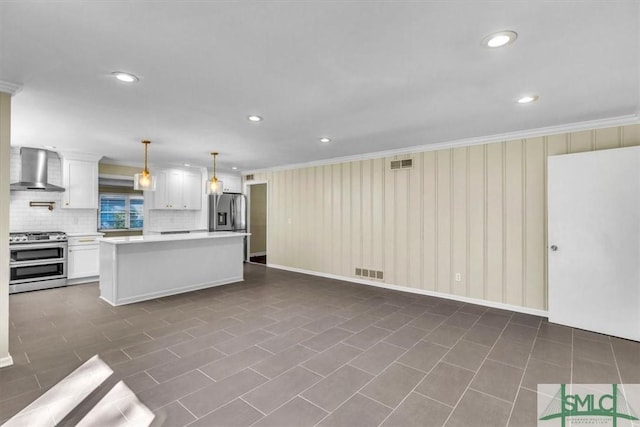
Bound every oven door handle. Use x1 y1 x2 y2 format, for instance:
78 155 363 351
10 257 66 267
10 242 67 250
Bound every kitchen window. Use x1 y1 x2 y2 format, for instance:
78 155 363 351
99 194 144 230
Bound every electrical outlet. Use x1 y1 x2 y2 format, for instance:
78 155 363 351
455 273 461 282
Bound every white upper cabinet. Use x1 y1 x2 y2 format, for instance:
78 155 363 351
182 170 202 209
152 169 202 210
217 173 242 193
61 153 101 209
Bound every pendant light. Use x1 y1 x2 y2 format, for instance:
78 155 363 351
208 151 224 195
134 140 156 191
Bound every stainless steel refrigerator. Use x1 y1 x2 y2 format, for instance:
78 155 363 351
209 193 247 260
208 193 247 232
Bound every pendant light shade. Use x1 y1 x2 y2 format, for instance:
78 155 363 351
207 152 224 195
134 140 156 191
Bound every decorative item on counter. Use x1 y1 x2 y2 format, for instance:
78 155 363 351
134 140 156 191
207 151 223 195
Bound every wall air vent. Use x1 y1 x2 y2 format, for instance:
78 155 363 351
355 267 384 281
245 174 254 181
390 159 413 170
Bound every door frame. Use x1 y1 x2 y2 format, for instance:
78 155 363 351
244 180 268 264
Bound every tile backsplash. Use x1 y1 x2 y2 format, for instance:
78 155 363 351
146 209 199 230
9 148 98 233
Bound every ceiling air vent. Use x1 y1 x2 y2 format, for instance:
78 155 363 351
245 174 254 181
390 159 413 170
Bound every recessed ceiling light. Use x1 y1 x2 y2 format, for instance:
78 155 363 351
112 71 139 83
482 30 518 48
232 166 238 170
183 163 191 167
517 95 539 104
247 115 263 122
319 137 332 143
43 145 56 149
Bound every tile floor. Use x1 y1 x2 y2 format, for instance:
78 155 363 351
1 263 639 426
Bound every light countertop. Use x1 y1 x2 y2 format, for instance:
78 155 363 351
67 232 105 237
146 228 208 233
100 231 249 245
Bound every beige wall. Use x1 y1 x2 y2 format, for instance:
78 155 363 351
252 124 640 311
249 183 267 254
0 92 12 366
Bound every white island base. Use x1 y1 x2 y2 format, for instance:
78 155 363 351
99 232 248 306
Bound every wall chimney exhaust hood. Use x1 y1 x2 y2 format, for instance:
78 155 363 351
10 147 65 192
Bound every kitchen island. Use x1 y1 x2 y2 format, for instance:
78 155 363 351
99 231 249 306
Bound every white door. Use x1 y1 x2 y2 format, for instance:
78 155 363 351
548 146 640 341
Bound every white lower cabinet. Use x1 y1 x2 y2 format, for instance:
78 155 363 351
67 234 103 283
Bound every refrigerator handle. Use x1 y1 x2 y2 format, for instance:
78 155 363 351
231 197 236 229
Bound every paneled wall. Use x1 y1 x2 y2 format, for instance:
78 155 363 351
252 124 640 311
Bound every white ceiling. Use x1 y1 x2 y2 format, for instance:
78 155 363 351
1 1 639 173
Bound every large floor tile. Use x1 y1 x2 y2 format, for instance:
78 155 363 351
508 388 538 427
302 365 373 412
349 342 406 375
252 397 328 427
343 326 392 350
251 345 317 379
398 340 448 373
384 325 429 349
360 363 425 408
302 343 362 376
317 393 391 427
415 362 474 407
300 328 352 352
424 324 468 348
382 392 452 427
188 399 262 427
443 340 491 372
199 345 272 381
138 370 213 410
242 366 321 414
179 369 267 417
146 347 224 383
445 389 511 427
470 359 524 403
521 358 571 391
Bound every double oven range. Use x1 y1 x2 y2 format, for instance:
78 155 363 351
9 231 68 294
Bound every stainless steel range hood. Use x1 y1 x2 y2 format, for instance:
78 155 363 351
10 147 66 192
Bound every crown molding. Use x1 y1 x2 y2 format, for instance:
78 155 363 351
0 81 23 95
244 113 640 175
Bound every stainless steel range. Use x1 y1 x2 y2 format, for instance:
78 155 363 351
9 231 68 294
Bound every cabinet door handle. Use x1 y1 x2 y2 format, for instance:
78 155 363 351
78 239 95 243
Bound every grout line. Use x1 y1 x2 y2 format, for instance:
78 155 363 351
505 317 542 425
439 313 514 427
468 386 516 405
238 396 268 417
412 389 455 408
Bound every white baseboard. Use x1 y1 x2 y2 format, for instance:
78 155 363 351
67 276 99 286
0 354 14 368
101 276 244 306
267 263 548 318
250 252 267 257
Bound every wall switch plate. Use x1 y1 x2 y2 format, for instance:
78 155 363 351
455 273 461 282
